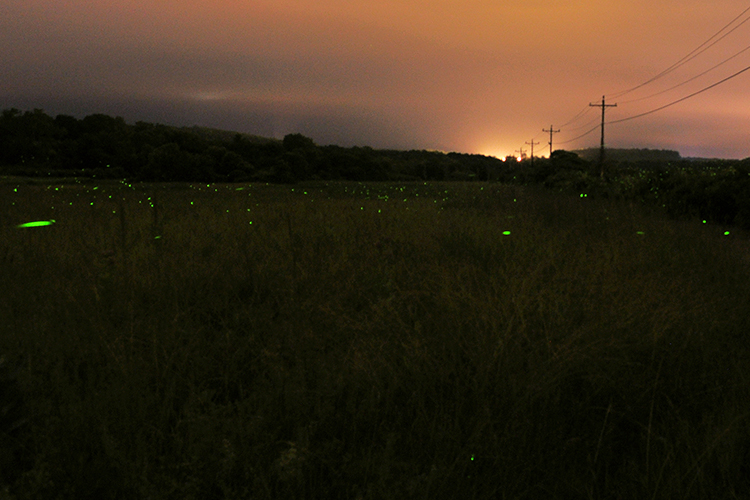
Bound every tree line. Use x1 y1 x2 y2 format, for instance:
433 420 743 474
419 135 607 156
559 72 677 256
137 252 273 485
4 108 750 228
0 108 508 183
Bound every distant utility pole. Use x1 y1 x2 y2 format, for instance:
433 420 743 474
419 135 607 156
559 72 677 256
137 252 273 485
589 96 617 179
525 139 540 168
514 147 527 162
542 125 560 155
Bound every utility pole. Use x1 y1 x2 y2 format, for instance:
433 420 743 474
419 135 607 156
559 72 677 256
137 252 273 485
525 139 539 168
514 147 527 160
542 125 560 155
589 96 617 179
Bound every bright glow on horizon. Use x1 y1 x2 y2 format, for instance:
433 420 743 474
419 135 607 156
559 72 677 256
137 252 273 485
2 1 748 158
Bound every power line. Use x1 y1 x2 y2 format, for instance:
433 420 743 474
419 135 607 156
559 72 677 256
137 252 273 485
552 54 750 152
564 115 602 133
559 105 595 128
609 61 750 125
529 6 750 158
531 129 546 141
556 124 600 146
556 114 604 146
609 4 750 99
620 40 750 105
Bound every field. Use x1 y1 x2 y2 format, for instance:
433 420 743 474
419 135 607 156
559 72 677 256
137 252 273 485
1 179 749 499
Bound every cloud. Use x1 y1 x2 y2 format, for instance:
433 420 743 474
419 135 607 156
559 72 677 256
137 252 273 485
2 0 749 157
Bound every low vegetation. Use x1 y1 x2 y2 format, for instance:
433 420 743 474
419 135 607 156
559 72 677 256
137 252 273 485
1 179 749 499
4 107 750 235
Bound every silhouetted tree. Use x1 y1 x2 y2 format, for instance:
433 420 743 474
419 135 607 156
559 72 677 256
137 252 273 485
283 133 315 151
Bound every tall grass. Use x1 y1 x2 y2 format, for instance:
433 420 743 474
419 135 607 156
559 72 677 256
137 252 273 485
0 180 749 499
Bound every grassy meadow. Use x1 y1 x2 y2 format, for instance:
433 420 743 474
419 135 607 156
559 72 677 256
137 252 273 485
1 178 749 499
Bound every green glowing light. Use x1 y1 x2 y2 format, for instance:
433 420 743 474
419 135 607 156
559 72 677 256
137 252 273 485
580 193 587 198
702 220 707 224
637 231 645 235
503 231 511 235
725 231 730 236
17 220 56 228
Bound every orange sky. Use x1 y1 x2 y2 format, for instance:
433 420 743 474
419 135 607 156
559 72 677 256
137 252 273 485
2 0 750 158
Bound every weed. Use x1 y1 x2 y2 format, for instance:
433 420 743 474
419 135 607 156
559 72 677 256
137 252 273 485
1 180 749 499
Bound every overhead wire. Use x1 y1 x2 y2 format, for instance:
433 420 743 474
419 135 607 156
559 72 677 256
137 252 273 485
524 143 549 158
556 124 600 145
619 39 750 105
533 102 597 151
564 115 601 133
519 5 750 154
609 3 750 99
550 114 600 149
609 61 750 125
559 105 595 128
531 129 546 141
526 92 600 152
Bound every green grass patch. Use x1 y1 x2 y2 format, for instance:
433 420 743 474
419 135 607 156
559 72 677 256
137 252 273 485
1 181 749 499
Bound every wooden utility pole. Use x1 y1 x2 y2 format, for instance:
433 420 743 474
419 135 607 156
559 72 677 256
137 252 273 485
589 96 617 178
542 125 560 155
514 147 527 161
525 139 540 168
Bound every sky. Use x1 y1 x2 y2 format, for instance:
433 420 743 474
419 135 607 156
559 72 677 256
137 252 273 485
2 0 750 159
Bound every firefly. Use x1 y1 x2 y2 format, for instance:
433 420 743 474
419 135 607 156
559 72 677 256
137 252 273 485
17 220 56 228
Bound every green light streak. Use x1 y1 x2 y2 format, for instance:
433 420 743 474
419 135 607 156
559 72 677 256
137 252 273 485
17 220 56 228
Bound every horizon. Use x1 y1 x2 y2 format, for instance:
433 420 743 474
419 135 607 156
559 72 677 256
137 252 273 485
2 106 741 162
3 1 750 160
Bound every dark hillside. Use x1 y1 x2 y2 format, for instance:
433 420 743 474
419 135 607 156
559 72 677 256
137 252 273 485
572 148 681 163
182 125 279 145
0 108 501 184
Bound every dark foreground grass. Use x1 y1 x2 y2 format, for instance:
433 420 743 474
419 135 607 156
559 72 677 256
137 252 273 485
1 180 749 499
